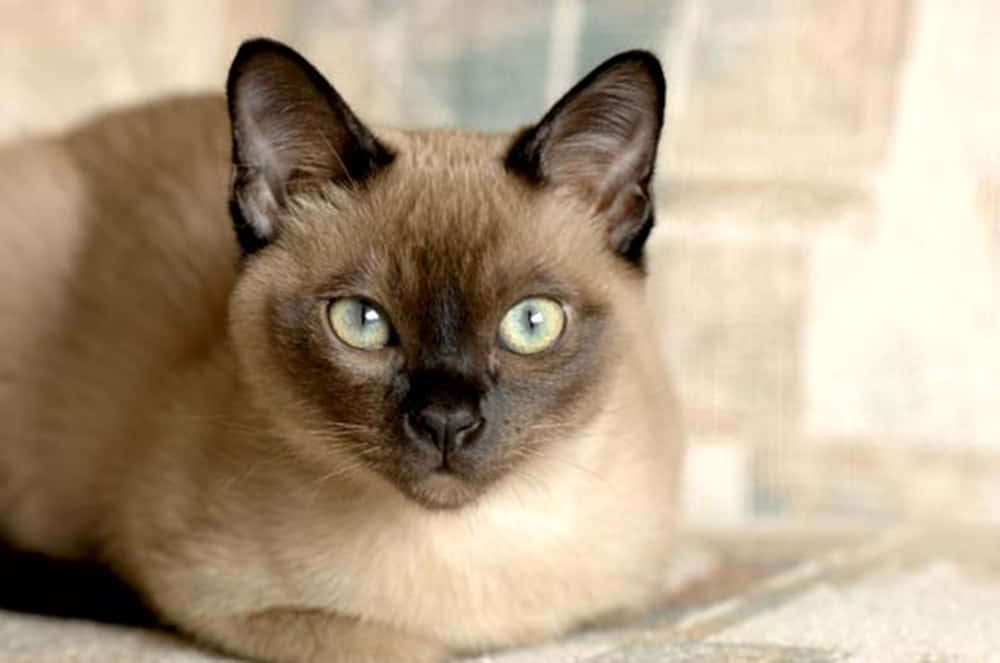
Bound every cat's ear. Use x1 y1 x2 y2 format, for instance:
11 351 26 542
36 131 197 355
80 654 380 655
226 38 394 254
505 51 666 264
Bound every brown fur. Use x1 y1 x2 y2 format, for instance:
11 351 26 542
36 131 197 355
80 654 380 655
0 43 682 663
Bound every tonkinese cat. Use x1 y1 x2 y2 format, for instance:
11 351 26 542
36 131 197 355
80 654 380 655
0 39 681 662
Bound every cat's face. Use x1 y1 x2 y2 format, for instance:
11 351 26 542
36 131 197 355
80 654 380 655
225 40 665 509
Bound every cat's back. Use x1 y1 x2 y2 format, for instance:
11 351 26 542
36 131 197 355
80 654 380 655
0 94 234 345
0 95 237 555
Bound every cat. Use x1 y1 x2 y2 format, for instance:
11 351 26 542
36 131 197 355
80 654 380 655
0 38 681 662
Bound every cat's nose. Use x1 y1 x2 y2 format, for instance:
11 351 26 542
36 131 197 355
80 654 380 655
408 403 484 453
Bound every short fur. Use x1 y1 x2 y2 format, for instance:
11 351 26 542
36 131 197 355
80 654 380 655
0 40 682 663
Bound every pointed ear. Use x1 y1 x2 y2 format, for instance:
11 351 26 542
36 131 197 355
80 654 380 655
226 38 394 254
505 51 666 264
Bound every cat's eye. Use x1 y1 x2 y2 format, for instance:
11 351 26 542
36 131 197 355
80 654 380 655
328 298 393 351
498 297 566 355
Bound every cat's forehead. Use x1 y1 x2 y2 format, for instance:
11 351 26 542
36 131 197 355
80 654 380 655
384 128 512 172
383 130 605 286
379 129 521 231
281 128 610 305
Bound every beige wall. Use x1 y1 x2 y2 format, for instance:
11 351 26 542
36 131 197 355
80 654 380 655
3 0 997 524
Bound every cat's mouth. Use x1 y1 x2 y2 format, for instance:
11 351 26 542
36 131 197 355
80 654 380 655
385 442 504 510
404 468 485 510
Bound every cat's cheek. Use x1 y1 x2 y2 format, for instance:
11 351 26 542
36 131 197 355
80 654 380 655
487 348 502 381
489 325 611 462
322 345 399 386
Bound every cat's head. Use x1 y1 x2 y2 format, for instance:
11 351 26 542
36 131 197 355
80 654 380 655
224 39 665 509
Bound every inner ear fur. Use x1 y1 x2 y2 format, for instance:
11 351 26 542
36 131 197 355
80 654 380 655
226 38 394 254
506 51 666 265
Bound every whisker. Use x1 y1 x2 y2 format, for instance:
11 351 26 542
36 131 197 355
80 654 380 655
510 445 608 485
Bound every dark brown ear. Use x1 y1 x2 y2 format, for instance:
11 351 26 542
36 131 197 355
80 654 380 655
505 51 666 264
226 38 394 254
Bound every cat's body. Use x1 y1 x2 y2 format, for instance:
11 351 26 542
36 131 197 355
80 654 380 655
0 41 680 662
0 97 235 559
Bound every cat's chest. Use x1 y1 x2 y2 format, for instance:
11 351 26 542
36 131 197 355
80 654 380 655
270 455 667 649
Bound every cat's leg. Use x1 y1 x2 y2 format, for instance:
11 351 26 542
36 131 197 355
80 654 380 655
186 608 449 663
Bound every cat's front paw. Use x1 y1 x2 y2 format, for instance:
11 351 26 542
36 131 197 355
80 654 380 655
185 608 449 663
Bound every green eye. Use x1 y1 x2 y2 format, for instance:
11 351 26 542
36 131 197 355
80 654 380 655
499 297 566 355
328 298 393 350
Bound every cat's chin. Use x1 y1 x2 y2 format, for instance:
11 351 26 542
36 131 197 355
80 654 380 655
401 470 486 511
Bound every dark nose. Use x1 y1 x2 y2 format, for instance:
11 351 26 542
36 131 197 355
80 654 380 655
408 403 484 453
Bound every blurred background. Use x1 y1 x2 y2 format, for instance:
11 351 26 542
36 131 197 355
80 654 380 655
2 0 997 529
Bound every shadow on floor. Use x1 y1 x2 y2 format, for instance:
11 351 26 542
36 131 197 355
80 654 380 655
0 540 161 628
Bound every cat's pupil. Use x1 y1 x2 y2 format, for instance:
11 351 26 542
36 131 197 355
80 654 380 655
524 307 543 334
